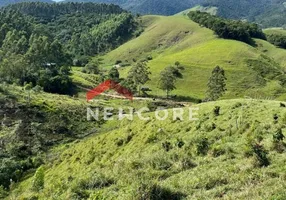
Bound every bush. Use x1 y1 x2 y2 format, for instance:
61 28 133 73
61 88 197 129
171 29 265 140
78 173 114 190
116 138 124 147
0 186 8 199
32 166 45 191
196 137 209 155
136 183 186 200
272 128 286 153
213 106 220 116
252 143 270 167
146 134 158 144
162 141 172 152
176 139 185 148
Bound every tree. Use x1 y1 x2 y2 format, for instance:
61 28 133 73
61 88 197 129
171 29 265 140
126 62 151 95
206 66 227 101
85 62 99 74
158 67 177 98
32 166 45 191
175 61 180 67
108 67 120 82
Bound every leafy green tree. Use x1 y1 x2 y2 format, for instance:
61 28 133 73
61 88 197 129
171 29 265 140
85 62 99 74
108 67 120 82
32 166 45 191
206 66 227 101
126 62 151 95
175 61 180 67
0 186 8 199
158 67 177 98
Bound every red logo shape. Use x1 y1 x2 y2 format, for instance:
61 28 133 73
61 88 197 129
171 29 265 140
86 80 133 101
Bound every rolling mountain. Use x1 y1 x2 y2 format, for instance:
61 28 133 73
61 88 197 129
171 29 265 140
63 0 286 27
0 0 53 7
63 0 203 15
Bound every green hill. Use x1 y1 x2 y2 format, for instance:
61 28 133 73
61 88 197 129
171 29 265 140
264 28 286 37
8 99 286 199
101 15 286 100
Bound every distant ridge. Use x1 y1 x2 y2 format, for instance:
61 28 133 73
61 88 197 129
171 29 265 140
0 0 54 8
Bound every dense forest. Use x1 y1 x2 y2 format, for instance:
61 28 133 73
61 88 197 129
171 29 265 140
0 2 138 95
188 11 266 44
64 0 203 15
0 0 53 8
1 0 286 27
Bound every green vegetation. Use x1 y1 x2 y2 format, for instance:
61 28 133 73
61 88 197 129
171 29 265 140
125 61 151 95
188 11 266 44
102 15 286 100
2 2 286 199
0 2 138 95
0 0 53 8
32 166 45 192
8 99 286 199
264 29 286 49
158 67 178 97
206 66 227 101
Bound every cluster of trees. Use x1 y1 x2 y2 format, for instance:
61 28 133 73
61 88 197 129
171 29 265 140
0 2 138 95
103 61 226 101
188 11 266 44
266 33 286 49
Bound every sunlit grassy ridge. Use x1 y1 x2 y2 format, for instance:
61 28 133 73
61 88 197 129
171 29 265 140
9 99 286 199
264 28 286 37
100 15 286 100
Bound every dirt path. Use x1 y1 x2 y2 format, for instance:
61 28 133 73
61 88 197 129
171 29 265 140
77 85 192 106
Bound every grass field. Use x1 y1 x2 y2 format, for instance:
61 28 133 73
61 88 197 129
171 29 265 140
264 28 286 37
9 99 286 199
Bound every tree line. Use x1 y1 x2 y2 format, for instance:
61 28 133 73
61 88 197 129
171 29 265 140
266 33 286 49
102 60 226 101
188 11 266 44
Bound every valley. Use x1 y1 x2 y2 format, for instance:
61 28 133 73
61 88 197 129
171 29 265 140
1 1 286 200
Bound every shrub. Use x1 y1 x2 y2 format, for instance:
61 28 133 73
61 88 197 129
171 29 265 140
213 106 220 116
273 114 279 124
272 128 286 153
252 143 270 167
136 183 186 200
176 139 185 148
146 134 158 144
32 166 45 191
78 173 114 190
116 138 124 147
211 145 226 157
147 55 153 60
0 186 8 199
125 134 133 144
162 141 172 152
196 137 209 155
115 60 122 65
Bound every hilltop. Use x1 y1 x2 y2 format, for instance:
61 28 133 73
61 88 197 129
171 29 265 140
101 14 286 100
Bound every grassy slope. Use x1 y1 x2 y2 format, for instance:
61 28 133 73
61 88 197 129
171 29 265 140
101 15 286 100
10 99 286 199
264 28 286 37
